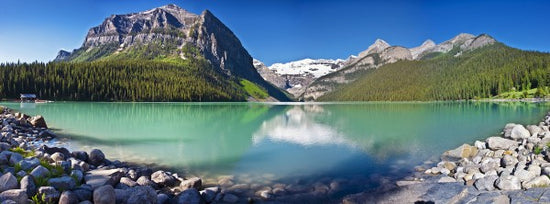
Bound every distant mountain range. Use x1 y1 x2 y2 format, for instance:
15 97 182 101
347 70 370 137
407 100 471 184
32 5 548 102
254 33 499 100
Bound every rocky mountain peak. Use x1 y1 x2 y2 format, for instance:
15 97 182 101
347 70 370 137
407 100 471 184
53 50 71 62
431 33 476 53
357 39 390 58
449 33 476 44
83 4 199 47
410 39 436 59
460 33 496 51
421 39 436 47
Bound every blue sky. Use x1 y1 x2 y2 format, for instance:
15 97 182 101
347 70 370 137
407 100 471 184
0 0 549 65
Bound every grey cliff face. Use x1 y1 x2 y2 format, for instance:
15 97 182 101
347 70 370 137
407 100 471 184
54 50 72 62
357 39 390 59
84 4 199 47
410 40 436 60
53 4 290 101
253 59 287 89
380 46 413 63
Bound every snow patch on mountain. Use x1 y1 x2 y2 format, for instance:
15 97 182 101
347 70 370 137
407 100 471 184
268 58 347 78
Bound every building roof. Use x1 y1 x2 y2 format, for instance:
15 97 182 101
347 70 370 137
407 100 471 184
20 94 36 98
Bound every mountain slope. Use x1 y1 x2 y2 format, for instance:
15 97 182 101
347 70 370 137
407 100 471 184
318 43 550 101
0 60 249 101
303 33 496 101
253 58 351 97
56 4 291 101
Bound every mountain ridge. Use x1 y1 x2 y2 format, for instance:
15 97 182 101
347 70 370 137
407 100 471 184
318 43 550 101
301 33 497 101
55 4 291 102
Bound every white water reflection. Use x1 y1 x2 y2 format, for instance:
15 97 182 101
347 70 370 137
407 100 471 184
252 106 354 147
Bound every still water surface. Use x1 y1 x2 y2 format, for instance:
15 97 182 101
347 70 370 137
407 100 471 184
2 102 549 199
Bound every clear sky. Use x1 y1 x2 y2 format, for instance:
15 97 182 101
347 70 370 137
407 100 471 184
0 0 549 65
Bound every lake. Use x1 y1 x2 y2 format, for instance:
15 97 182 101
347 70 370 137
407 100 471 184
1 101 549 201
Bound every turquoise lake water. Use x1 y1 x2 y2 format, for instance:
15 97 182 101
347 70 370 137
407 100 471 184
1 102 549 200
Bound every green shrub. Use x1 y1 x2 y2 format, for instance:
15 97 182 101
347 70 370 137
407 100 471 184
10 147 35 158
534 146 543 154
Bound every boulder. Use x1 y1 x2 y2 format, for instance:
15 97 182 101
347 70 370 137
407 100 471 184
38 186 60 203
504 123 517 138
40 146 71 159
136 176 155 187
523 175 550 189
474 140 486 150
259 190 273 199
527 125 542 136
441 144 478 161
172 188 204 204
127 169 138 181
474 175 498 191
180 177 202 190
480 160 499 173
51 152 65 162
151 171 177 187
29 115 48 128
511 125 531 139
486 137 518 150
223 193 239 203
93 185 116 204
437 176 456 183
114 189 128 204
73 185 93 201
0 152 7 165
8 153 23 165
59 190 79 204
88 149 105 166
501 154 519 167
19 158 40 170
199 187 219 203
71 151 88 162
126 186 157 204
20 175 36 196
0 189 27 204
70 170 84 184
496 175 521 190
84 168 124 189
157 193 170 204
0 173 18 192
30 165 50 178
119 177 137 187
48 176 77 190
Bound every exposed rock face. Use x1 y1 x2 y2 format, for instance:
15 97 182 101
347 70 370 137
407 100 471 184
410 40 436 59
461 34 497 51
54 50 72 62
83 4 198 48
253 59 286 89
54 4 290 101
303 33 497 101
357 39 390 58
380 46 413 63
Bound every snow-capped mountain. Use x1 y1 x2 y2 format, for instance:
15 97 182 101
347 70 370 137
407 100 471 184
254 57 354 98
268 58 348 78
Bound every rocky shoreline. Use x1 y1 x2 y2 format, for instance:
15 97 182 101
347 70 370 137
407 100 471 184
0 106 242 204
343 111 550 203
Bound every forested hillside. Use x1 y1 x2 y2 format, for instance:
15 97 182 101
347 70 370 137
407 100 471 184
318 43 550 101
0 59 251 101
41 4 292 102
